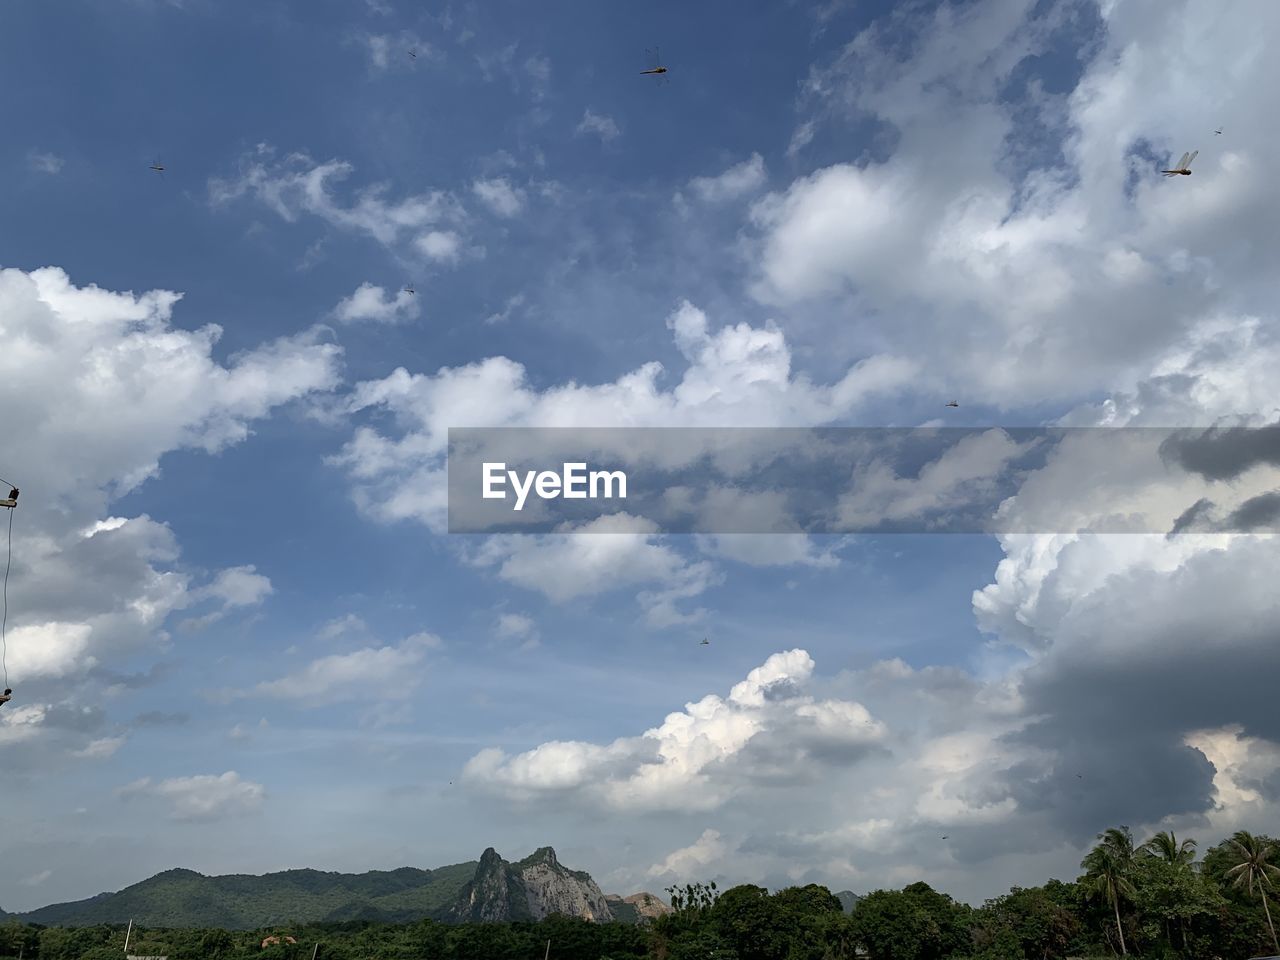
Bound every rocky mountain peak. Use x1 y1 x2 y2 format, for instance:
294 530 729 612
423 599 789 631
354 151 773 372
446 846 613 924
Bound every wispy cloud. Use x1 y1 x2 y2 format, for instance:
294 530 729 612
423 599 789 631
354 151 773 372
28 151 64 175
576 110 621 143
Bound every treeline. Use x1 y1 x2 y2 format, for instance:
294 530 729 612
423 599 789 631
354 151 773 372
1 827 1276 960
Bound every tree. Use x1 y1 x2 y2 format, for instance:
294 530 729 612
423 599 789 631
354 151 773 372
1081 826 1137 955
848 884 971 960
1131 853 1224 953
973 885 1080 960
1141 831 1197 868
1223 830 1280 954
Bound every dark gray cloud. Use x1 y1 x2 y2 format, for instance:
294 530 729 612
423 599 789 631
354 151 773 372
1159 423 1280 482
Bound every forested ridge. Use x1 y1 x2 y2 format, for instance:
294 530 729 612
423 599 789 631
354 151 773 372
1 827 1276 960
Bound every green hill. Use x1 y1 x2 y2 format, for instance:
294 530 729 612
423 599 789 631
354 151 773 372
13 863 479 929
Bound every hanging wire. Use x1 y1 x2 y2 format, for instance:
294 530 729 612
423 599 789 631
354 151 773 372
2 506 10 689
0 473 15 690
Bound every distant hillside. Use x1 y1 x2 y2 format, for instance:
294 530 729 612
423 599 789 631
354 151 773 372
9 849 663 930
12 863 478 929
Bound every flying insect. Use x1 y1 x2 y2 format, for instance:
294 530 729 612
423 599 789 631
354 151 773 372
641 47 668 79
1162 150 1198 176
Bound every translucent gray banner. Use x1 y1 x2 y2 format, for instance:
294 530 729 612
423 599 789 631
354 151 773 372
446 425 1280 534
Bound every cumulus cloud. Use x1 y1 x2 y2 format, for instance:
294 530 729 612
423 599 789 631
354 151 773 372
327 300 912 617
118 771 265 822
471 177 526 218
414 230 464 263
747 0 1280 406
202 565 273 607
331 299 915 533
332 282 421 324
464 649 886 812
0 265 340 760
469 515 722 626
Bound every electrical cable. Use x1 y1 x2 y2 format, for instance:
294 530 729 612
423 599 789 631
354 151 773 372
0 472 15 690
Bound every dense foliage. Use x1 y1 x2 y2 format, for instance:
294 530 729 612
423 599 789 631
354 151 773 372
1 827 1275 960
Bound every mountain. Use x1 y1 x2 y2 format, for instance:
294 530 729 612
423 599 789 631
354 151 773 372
8 849 654 930
834 890 862 914
604 892 672 924
13 863 480 929
444 846 615 924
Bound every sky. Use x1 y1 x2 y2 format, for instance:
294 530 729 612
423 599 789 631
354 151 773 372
2 0 1280 913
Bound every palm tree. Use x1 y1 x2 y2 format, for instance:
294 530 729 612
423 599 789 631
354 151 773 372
1223 830 1280 954
1143 830 1197 867
1082 826 1137 955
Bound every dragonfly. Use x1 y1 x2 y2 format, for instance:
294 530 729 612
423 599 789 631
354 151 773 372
1214 127 1223 135
405 284 416 295
641 47 668 81
700 637 710 646
1162 150 1197 177
149 159 165 177
945 401 959 408
408 49 417 61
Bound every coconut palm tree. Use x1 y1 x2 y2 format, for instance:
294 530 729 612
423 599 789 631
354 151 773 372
1082 826 1137 955
1142 830 1197 868
1224 830 1280 954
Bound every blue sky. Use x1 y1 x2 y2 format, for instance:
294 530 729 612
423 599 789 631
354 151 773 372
3 0 1280 914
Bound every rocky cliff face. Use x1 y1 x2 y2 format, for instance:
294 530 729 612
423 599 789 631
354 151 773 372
444 846 615 924
605 891 671 923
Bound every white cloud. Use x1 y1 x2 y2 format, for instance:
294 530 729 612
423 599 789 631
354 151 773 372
210 146 465 263
470 514 722 625
246 632 441 705
648 829 731 879
464 649 886 812
118 771 265 822
203 565 273 607
73 736 126 759
332 282 421 324
749 0 1280 406
495 612 539 648
28 151 63 175
472 177 526 218
414 230 463 263
576 110 621 143
316 614 369 643
0 265 340 754
687 154 767 203
21 869 52 887
484 292 525 325
331 299 915 533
